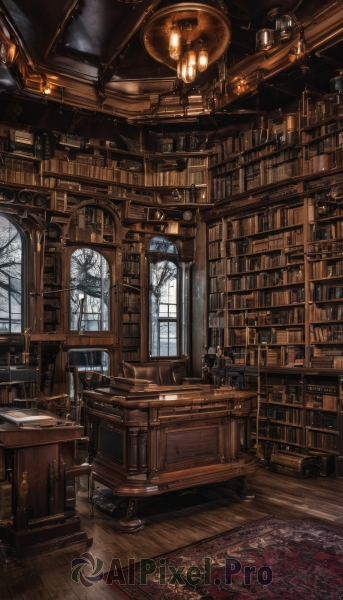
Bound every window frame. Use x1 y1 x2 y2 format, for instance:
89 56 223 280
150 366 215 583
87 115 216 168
0 213 25 334
149 238 180 359
69 247 111 333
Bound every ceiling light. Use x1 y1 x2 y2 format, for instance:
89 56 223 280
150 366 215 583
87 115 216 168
142 3 231 84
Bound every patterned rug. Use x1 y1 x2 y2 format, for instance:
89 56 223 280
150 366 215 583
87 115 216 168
104 516 343 599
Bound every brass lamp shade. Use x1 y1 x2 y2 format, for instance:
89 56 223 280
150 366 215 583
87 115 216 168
142 3 231 72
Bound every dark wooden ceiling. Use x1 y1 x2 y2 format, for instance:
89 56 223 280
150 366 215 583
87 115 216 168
0 0 339 121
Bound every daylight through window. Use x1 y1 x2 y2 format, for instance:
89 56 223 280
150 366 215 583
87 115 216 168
70 248 110 331
0 215 22 333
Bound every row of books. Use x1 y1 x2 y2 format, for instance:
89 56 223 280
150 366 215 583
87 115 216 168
311 324 343 342
265 385 302 404
145 170 189 187
227 253 294 274
122 292 140 311
122 323 140 337
310 304 343 322
44 158 145 185
311 260 343 279
307 431 338 451
229 307 305 326
209 293 225 309
265 425 304 445
311 348 343 368
313 284 343 301
228 228 303 256
260 404 302 425
122 261 140 276
209 277 225 293
229 328 304 345
208 312 225 328
208 240 223 260
228 267 304 291
211 160 299 198
228 287 305 309
311 221 343 241
209 259 225 277
226 345 305 367
208 223 222 242
227 205 303 239
306 411 337 430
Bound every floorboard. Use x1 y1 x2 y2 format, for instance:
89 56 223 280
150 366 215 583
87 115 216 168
1 468 343 599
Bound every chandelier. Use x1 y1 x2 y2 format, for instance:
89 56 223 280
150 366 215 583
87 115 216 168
142 3 231 84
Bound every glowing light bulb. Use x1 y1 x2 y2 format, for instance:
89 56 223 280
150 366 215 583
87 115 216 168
198 49 208 72
177 58 187 80
43 82 52 95
187 49 196 67
169 27 181 60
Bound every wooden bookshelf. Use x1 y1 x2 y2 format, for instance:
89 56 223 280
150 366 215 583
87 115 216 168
205 91 343 463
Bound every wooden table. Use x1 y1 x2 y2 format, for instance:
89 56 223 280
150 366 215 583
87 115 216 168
84 385 258 531
0 409 92 559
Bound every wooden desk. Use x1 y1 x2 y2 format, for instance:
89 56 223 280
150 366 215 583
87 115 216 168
84 385 258 531
0 409 92 559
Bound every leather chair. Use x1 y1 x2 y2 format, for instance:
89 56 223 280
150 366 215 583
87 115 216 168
122 361 176 386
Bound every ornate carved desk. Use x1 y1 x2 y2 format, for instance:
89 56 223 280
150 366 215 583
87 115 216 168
84 384 258 531
0 409 92 559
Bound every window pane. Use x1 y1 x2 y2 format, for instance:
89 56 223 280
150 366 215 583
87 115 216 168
68 349 109 402
0 215 22 333
70 248 110 331
150 257 178 357
150 237 177 254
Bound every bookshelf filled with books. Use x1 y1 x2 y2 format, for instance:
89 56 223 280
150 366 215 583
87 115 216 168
205 91 343 462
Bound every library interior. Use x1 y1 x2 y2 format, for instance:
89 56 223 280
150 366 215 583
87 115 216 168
0 0 343 598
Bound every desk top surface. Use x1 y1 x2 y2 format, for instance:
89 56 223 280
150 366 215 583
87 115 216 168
84 384 256 408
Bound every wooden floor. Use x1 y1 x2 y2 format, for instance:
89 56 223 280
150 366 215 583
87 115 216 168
1 468 343 599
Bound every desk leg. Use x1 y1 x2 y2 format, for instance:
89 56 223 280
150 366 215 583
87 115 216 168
115 498 145 533
237 476 255 501
89 473 94 518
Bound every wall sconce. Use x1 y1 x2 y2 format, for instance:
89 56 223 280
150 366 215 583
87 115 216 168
275 14 294 42
42 81 52 95
256 29 274 51
288 36 306 63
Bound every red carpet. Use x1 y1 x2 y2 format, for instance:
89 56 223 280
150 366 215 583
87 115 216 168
104 516 343 599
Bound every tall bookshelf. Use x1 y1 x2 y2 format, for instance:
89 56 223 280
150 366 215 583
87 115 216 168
206 90 343 464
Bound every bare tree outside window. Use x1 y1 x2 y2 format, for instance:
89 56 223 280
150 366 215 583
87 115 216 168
0 215 22 332
149 237 178 357
70 248 110 331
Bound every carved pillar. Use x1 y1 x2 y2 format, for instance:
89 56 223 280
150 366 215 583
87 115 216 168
127 428 140 474
138 428 148 471
15 471 29 531
180 261 191 359
229 419 239 461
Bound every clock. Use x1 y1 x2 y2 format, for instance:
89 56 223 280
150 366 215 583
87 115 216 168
46 223 62 241
182 210 193 221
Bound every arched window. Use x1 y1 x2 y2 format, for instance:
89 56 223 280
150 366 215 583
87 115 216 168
70 248 110 331
0 214 22 332
149 237 178 357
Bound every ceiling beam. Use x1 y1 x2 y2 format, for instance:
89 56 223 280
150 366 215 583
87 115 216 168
101 0 163 84
44 0 80 60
